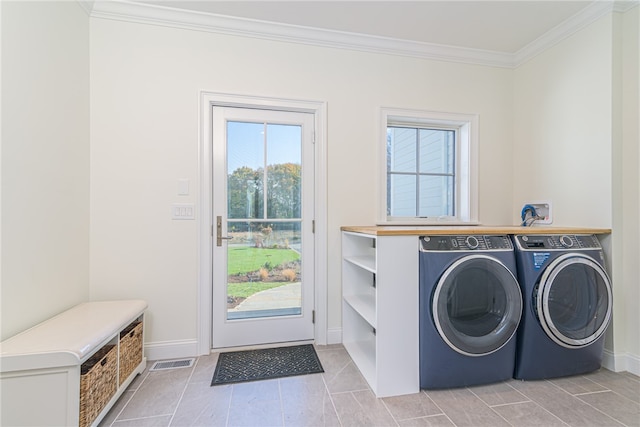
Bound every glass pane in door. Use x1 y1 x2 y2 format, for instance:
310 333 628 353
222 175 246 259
226 221 301 320
226 121 303 321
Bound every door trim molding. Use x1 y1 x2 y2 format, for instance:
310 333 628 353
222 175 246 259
198 91 328 354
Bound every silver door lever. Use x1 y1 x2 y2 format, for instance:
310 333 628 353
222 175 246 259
216 216 233 246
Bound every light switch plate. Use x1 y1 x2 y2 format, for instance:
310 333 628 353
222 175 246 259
172 203 195 220
178 179 190 196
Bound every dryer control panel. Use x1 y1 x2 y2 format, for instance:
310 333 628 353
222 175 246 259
420 235 512 251
514 234 601 251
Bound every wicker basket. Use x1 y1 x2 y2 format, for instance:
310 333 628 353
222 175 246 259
79 344 117 427
119 321 143 386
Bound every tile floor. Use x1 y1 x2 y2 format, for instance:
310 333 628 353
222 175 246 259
99 344 639 427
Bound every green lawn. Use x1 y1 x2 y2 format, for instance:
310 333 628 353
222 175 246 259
227 247 299 276
227 282 288 298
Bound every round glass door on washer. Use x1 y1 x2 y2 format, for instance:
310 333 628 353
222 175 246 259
419 235 522 389
512 234 613 380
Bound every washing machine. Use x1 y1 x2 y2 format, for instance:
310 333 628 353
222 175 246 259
512 234 613 380
419 235 523 389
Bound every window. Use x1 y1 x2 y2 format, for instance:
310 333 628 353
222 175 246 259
380 108 478 224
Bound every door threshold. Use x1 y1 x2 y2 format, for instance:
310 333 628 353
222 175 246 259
227 307 302 320
212 339 315 353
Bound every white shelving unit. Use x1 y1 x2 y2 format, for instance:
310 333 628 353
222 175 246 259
0 300 147 426
341 231 419 397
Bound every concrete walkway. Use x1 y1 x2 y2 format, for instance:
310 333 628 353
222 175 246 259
229 283 301 312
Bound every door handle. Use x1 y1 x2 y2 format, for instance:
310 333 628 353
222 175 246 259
216 216 233 247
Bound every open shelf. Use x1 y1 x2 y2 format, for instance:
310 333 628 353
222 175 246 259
343 293 376 328
341 231 419 397
342 302 376 390
344 255 376 273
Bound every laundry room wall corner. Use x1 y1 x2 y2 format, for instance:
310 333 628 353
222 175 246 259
600 231 639 376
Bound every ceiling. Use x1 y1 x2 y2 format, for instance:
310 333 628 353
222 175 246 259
135 0 597 54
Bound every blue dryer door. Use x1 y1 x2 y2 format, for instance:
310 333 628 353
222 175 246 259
536 253 612 348
433 255 522 356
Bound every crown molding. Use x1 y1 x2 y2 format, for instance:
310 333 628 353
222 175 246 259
90 0 515 68
76 0 94 16
613 1 640 13
90 0 632 70
513 1 634 67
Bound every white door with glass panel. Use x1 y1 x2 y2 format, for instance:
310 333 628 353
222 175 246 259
212 107 315 349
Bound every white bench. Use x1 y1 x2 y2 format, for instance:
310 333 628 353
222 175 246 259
0 300 147 426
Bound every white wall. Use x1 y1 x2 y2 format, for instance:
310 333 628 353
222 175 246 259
1 1 90 340
514 9 640 374
513 15 613 228
89 17 514 352
613 5 640 373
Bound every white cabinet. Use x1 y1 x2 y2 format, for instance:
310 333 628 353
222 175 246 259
0 300 147 426
342 231 419 397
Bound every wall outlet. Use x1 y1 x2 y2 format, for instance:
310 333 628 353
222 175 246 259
522 201 552 224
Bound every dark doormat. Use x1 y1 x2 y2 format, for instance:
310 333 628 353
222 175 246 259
211 344 324 386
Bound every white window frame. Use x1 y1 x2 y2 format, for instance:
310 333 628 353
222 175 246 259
379 108 479 225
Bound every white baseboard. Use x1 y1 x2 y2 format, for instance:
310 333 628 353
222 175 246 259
627 353 640 376
145 333 342 360
326 327 342 345
602 349 640 376
144 339 199 361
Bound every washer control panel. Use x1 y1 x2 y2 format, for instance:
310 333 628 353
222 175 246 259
420 235 512 251
514 234 601 251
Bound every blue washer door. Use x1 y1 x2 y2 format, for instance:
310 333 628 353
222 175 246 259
536 253 612 348
433 254 522 356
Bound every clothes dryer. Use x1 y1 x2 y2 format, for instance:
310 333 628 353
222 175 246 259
512 234 613 380
419 235 522 389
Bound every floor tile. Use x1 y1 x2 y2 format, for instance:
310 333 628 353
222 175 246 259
323 359 370 393
279 373 327 397
382 391 442 421
621 372 640 382
126 367 150 392
112 415 172 426
491 401 568 426
279 373 342 426
101 346 638 427
116 366 193 420
577 390 640 427
189 352 219 384
230 378 280 406
397 414 455 426
226 400 284 427
99 390 134 426
331 390 396 426
585 369 640 404
468 381 529 406
509 379 624 426
550 374 609 395
314 347 353 376
281 387 340 427
315 344 347 352
424 388 511 427
170 381 232 426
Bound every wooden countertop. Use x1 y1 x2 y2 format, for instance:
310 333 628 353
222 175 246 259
340 225 612 236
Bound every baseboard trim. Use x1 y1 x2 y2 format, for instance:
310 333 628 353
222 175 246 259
327 328 342 345
628 353 640 376
602 349 640 376
144 339 198 361
145 333 342 360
